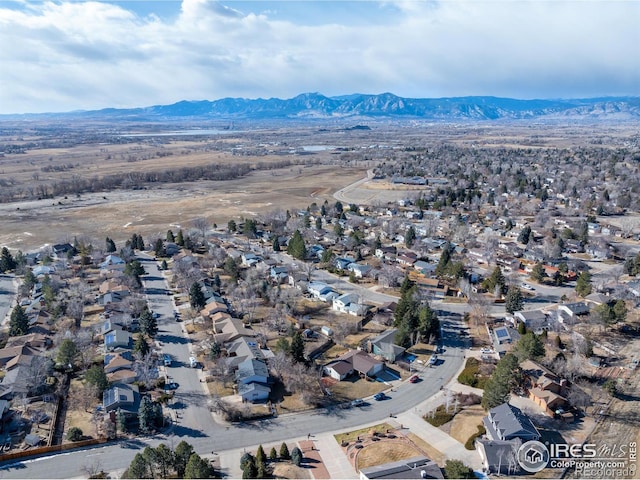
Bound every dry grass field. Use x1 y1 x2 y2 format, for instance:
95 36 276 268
356 441 423 470
448 405 485 444
0 163 365 251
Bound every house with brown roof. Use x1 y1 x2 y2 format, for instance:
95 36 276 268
212 317 256 344
323 350 384 380
521 360 569 416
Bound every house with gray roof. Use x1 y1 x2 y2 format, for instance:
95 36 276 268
236 358 271 403
102 383 140 413
104 328 132 351
359 455 443 479
476 438 522 475
368 328 405 362
483 402 540 442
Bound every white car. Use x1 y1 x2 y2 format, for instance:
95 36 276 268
521 283 535 291
481 348 493 354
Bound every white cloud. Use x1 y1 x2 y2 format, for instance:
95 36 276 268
0 0 638 113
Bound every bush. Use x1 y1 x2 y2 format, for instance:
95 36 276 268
291 447 303 467
464 425 486 450
424 405 458 427
457 358 481 387
66 427 83 442
269 447 278 461
279 442 290 460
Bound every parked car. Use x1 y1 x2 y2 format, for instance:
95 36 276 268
163 354 172 367
351 398 365 407
409 375 420 383
373 392 386 401
521 283 535 291
429 355 438 366
189 356 198 368
481 347 493 354
164 382 179 391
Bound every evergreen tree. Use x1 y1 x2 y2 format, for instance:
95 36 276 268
56 338 79 367
269 447 278 461
155 443 174 478
517 321 527 335
291 447 303 467
161 259 168 271
22 269 36 290
255 445 266 465
227 219 237 233
134 335 150 356
287 230 307 260
9 305 29 336
517 226 532 245
405 226 416 248
166 230 175 243
176 229 185 247
418 304 439 341
242 456 257 479
139 309 158 338
125 453 149 479
315 217 322 230
272 237 281 252
505 286 524 314
279 442 290 460
85 365 109 395
138 396 155 434
514 332 546 361
0 247 16 272
105 237 117 253
483 265 506 295
136 234 145 250
290 331 305 363
224 256 240 283
481 353 521 410
530 262 546 283
174 441 195 477
189 282 206 310
154 238 165 257
184 453 213 479
575 271 592 297
444 459 475 479
435 242 453 277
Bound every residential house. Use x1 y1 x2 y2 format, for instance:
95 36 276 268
368 329 405 362
347 263 372 279
102 383 140 413
492 326 520 357
521 360 569 416
52 243 74 258
557 302 590 324
236 358 271 403
333 293 368 316
359 455 443 480
415 278 447 300
483 402 540 442
323 350 383 380
104 351 137 384
224 337 268 369
241 252 262 267
513 310 548 332
32 265 55 277
476 439 522 475
307 282 338 302
335 256 355 270
212 317 256 344
99 255 126 272
104 328 132 352
200 300 229 319
269 266 289 284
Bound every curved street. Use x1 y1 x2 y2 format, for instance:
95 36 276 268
0 255 471 478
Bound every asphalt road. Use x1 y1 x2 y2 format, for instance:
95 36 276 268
0 274 17 329
0 257 467 478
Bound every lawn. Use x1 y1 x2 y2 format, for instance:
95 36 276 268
406 433 446 466
271 462 312 479
334 423 393 444
328 375 385 402
356 441 423 470
449 405 485 445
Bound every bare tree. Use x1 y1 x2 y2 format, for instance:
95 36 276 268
133 352 158 388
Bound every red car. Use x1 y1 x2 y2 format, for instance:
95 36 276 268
409 375 420 383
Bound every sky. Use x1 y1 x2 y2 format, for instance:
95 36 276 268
1 0 639 114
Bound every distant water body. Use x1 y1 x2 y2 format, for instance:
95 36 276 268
119 129 238 137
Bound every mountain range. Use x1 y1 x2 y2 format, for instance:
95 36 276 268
7 93 640 121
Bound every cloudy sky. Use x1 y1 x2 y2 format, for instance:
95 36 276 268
1 0 638 114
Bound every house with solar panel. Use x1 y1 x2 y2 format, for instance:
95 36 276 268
102 383 140 414
492 325 520 356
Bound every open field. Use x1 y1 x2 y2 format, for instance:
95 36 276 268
0 163 365 251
